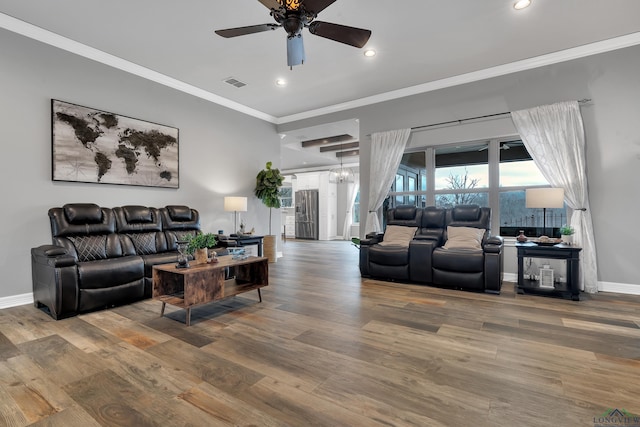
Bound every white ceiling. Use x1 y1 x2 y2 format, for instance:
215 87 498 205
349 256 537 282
2 0 640 170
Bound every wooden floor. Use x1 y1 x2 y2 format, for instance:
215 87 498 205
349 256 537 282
2 240 640 426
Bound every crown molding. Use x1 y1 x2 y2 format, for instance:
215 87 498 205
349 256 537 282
3 12 639 126
0 13 278 124
276 31 640 124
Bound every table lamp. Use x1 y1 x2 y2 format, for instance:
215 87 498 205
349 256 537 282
224 196 247 234
525 188 564 237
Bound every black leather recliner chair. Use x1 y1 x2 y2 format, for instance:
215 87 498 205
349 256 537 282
360 205 435 282
431 205 503 293
360 204 504 294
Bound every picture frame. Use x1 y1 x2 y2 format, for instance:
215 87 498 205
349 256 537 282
51 99 179 188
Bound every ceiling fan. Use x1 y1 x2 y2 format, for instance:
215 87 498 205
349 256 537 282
215 0 372 68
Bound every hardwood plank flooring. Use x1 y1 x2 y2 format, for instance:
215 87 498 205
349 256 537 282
2 239 640 426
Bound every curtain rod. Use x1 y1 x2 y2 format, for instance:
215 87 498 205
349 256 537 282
408 98 592 133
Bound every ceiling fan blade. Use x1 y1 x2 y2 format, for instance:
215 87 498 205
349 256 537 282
303 0 336 14
308 21 371 48
215 24 280 38
287 35 306 68
257 0 282 10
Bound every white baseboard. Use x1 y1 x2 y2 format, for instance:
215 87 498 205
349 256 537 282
503 273 517 282
0 293 34 309
598 281 640 295
503 274 640 295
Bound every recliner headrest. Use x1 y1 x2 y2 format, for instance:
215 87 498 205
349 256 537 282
122 205 153 223
422 207 446 228
452 205 480 221
394 205 417 220
166 205 192 221
63 203 103 224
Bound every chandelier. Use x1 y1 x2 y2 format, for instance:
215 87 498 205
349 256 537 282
329 144 355 184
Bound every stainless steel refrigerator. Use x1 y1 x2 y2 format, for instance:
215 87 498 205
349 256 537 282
295 189 319 240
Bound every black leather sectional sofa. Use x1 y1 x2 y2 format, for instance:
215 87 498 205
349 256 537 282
31 203 201 319
360 204 504 293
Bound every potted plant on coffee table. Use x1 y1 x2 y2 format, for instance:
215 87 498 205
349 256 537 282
255 161 284 263
185 233 218 264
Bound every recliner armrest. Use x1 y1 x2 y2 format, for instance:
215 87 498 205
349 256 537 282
31 245 79 320
31 245 76 267
361 234 383 245
484 235 504 253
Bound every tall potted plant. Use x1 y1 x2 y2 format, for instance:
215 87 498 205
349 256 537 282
255 161 284 262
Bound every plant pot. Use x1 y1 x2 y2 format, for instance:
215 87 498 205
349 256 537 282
561 235 573 245
194 248 208 264
263 235 277 263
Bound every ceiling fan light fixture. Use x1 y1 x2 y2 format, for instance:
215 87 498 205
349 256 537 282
364 49 376 57
513 0 531 10
278 0 301 10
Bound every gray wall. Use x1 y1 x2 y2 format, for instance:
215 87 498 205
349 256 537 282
279 44 640 289
0 29 281 300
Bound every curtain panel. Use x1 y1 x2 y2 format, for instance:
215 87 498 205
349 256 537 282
342 176 360 240
511 101 598 293
365 129 411 234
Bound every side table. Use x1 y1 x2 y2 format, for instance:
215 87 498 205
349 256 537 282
218 235 264 257
516 243 582 301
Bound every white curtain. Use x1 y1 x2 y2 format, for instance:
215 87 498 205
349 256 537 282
342 176 360 240
511 101 598 293
365 128 411 234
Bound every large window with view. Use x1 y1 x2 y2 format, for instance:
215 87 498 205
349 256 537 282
386 139 565 237
498 140 566 237
435 142 488 209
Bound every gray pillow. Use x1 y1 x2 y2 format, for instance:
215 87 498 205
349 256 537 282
444 226 484 249
379 225 418 247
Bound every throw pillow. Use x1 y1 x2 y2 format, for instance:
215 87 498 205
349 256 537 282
379 225 418 247
444 226 485 250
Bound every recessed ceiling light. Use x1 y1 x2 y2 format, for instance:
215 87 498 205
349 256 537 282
364 49 376 57
275 79 287 87
513 0 531 10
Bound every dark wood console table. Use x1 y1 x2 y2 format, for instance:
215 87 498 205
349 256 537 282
516 243 582 301
219 235 264 257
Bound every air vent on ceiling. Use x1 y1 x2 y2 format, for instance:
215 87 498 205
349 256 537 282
223 77 247 88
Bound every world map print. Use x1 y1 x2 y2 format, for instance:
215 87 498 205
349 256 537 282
52 100 179 188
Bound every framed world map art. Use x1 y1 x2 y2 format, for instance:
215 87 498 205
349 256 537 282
51 99 179 188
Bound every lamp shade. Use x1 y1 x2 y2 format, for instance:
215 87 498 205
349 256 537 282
224 196 247 212
525 188 565 208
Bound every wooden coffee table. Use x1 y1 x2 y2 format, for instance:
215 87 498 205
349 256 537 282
152 255 268 326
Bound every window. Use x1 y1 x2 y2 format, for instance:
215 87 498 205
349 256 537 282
352 191 360 224
387 139 563 237
435 143 488 208
498 140 565 237
388 152 426 208
279 186 293 208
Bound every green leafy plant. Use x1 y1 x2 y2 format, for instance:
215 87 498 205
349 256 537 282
185 233 218 254
254 161 284 235
559 224 575 235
